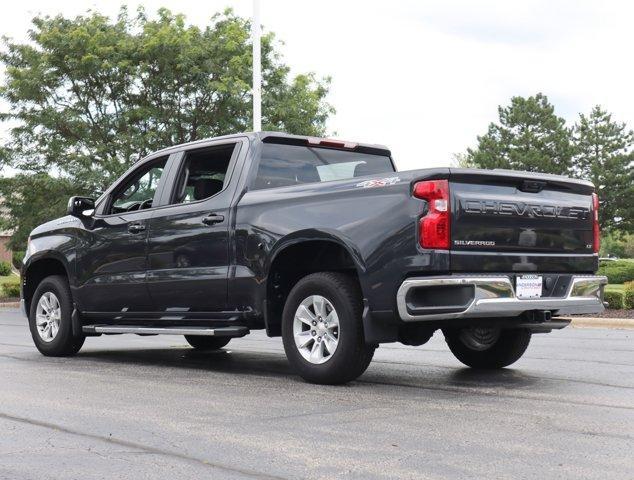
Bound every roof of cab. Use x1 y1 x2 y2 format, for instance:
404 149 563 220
145 131 391 159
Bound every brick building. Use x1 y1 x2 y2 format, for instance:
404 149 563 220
0 230 12 264
0 199 13 264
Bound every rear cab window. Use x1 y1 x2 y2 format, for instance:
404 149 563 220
170 144 237 204
252 142 395 190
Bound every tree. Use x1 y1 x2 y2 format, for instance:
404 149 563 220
601 231 634 258
451 152 475 168
0 174 81 250
466 93 573 175
572 106 633 232
0 7 333 248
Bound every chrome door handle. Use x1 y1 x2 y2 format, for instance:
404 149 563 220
127 222 146 234
202 213 224 225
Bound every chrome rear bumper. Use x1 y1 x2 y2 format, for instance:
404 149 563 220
396 275 607 322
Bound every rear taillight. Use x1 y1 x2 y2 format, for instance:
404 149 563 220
592 192 600 253
413 180 450 250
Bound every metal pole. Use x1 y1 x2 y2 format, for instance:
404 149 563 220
252 0 262 132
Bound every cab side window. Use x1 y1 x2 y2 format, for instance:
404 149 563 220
108 157 168 214
171 144 236 204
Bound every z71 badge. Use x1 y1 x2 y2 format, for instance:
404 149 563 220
355 176 400 188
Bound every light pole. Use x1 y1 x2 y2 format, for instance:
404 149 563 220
252 0 261 132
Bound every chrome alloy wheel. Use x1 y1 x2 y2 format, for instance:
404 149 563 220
35 291 62 343
459 327 501 351
293 295 340 364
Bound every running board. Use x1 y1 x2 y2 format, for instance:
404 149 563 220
82 325 249 337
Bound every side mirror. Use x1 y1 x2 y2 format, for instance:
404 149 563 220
67 196 95 217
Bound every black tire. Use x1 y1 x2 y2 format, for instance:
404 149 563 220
28 275 85 356
184 336 231 350
282 272 375 385
443 327 531 369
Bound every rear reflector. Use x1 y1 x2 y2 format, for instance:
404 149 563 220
592 192 600 253
413 180 450 250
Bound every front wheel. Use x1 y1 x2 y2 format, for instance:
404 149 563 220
28 275 85 356
443 327 531 369
282 272 375 385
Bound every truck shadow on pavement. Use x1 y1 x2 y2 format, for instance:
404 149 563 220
74 345 537 390
77 346 296 379
447 367 536 387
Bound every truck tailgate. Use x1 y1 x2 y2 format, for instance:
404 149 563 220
448 169 597 273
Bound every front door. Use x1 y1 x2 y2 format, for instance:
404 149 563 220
75 155 171 314
146 142 240 314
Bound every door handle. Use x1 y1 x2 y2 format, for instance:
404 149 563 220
127 222 146 234
202 213 224 225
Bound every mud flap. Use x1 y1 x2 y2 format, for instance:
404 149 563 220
362 299 398 345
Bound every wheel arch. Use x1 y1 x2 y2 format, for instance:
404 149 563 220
22 253 71 314
263 230 367 337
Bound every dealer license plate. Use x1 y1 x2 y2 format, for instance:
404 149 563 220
516 275 543 299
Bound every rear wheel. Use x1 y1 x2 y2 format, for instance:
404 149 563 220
28 275 85 356
184 336 231 350
443 327 531 369
282 272 375 384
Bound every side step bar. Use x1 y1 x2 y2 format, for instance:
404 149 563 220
82 325 249 337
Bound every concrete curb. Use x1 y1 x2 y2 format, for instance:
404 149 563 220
0 302 20 309
571 317 634 330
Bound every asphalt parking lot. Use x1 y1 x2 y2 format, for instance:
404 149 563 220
0 309 632 480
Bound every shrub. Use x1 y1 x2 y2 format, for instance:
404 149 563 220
598 260 634 284
12 250 25 270
603 290 624 309
600 232 634 259
623 281 634 310
0 261 12 276
0 277 20 298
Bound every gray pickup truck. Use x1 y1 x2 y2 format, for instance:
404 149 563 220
22 132 606 384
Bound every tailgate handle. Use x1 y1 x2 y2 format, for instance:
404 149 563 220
519 180 546 193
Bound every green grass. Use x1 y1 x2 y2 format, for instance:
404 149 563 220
605 284 624 293
0 274 20 298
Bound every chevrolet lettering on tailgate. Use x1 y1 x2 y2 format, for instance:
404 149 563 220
461 199 590 220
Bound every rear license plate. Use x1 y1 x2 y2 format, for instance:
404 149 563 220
516 275 543 299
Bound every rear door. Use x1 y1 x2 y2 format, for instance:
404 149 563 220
145 140 245 314
448 169 597 273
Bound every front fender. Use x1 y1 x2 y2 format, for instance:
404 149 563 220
23 235 74 280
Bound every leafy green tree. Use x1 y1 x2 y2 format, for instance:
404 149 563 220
572 106 633 232
600 231 634 258
0 174 81 250
0 7 332 190
0 7 333 248
466 93 573 175
451 152 475 168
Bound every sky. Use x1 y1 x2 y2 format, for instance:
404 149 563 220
1 0 633 171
